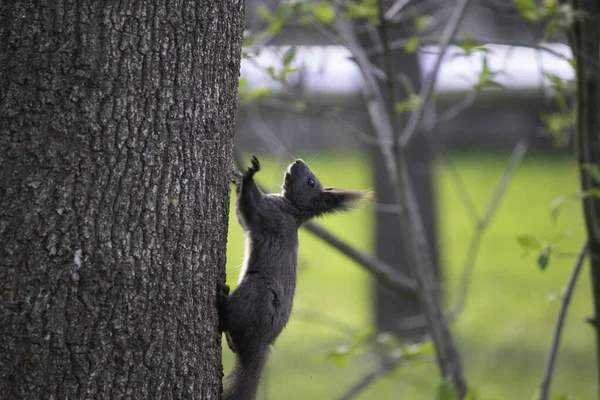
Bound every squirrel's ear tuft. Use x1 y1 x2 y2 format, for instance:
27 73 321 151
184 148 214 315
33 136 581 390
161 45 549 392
320 188 372 212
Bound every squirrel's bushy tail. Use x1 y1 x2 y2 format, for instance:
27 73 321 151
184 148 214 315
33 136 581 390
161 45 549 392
222 344 269 400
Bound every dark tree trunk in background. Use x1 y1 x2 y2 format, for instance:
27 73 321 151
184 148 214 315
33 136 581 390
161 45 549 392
569 0 600 396
0 1 244 398
358 21 437 341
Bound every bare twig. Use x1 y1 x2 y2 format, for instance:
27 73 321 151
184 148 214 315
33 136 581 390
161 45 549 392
439 152 480 224
370 35 600 78
304 221 419 296
293 308 357 338
436 91 478 124
336 356 436 400
539 240 588 400
247 102 294 162
393 138 529 332
384 0 411 21
377 0 399 134
336 363 392 400
332 4 399 190
368 37 569 58
398 0 473 148
449 137 529 319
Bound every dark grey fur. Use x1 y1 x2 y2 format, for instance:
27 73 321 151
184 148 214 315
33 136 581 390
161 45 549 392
218 156 367 400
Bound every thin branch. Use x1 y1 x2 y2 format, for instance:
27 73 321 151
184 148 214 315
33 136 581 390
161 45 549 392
368 37 568 58
293 308 357 338
436 91 478 125
304 221 419 296
539 240 588 400
336 356 436 400
332 4 399 191
398 0 473 148
336 363 392 400
439 152 480 224
449 137 529 319
370 35 600 79
377 0 399 136
384 0 412 21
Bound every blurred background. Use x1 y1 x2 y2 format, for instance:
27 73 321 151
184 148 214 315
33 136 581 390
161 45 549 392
223 1 592 398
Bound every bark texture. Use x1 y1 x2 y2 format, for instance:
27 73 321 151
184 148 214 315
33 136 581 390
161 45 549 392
0 1 244 398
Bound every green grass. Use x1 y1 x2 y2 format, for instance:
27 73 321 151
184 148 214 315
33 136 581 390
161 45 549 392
223 151 594 399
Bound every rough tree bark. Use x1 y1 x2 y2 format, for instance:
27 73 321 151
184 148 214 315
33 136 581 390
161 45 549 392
0 1 244 398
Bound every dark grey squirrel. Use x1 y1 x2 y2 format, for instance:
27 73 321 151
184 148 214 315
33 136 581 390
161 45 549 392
217 156 368 400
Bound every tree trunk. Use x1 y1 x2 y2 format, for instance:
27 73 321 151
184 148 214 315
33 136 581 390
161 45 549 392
569 0 600 396
0 1 244 398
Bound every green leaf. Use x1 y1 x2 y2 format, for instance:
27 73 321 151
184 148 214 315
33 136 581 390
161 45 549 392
464 390 479 400
540 111 576 146
582 188 600 199
437 380 458 400
552 393 574 400
277 66 298 83
311 3 335 24
543 72 573 93
238 77 248 91
239 85 272 105
514 0 542 21
479 80 505 90
395 94 422 113
415 15 431 32
582 164 600 184
538 245 551 270
351 328 375 347
375 331 398 347
517 234 542 250
345 0 379 23
294 101 307 112
455 37 489 56
265 14 284 34
257 3 273 21
324 345 351 368
473 57 505 91
543 19 561 42
247 86 271 99
550 194 568 221
405 36 420 53
283 46 296 67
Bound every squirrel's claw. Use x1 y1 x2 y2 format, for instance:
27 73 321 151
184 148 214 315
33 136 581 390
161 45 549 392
248 155 260 174
242 155 261 180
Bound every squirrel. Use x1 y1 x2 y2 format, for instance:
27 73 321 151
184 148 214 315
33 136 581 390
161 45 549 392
217 156 368 400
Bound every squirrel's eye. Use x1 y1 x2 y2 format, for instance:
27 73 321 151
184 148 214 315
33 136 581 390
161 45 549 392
307 178 315 187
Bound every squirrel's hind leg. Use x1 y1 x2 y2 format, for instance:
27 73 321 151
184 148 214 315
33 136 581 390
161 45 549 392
217 282 230 333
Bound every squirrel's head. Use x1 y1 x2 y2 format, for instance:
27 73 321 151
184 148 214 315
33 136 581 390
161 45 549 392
282 159 369 218
282 159 323 208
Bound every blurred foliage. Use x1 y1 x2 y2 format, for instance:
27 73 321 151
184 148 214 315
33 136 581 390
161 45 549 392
222 151 592 399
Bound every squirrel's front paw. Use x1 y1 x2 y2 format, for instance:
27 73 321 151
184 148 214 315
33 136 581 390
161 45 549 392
245 155 261 177
217 282 230 305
